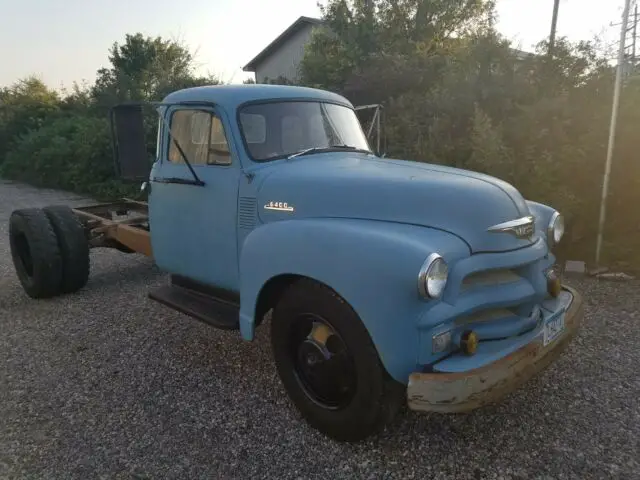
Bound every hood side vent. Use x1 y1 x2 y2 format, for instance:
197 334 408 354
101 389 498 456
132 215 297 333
238 197 257 229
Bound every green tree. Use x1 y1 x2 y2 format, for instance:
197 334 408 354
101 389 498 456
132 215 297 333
91 33 219 107
0 32 222 200
0 76 61 163
300 0 496 93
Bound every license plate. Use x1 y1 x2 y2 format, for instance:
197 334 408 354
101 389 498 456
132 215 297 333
543 313 565 346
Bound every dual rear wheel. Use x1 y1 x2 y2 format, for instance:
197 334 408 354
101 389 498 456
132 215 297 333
9 205 90 299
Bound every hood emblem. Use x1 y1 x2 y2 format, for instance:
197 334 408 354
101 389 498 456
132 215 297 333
264 201 294 213
487 216 535 240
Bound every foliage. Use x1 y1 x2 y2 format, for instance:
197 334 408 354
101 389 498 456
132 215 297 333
1 9 639 270
0 33 217 200
1 115 139 200
0 77 61 164
257 75 296 85
91 33 219 107
299 0 640 269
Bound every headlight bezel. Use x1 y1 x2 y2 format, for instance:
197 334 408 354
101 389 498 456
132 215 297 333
547 211 564 246
418 253 449 299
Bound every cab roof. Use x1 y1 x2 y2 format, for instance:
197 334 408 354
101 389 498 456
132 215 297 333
162 84 353 111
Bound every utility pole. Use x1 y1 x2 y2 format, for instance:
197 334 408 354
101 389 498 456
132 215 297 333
548 0 561 56
633 4 638 63
610 1 639 72
595 0 633 268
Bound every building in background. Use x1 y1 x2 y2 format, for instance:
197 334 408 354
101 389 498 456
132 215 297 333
243 16 537 85
243 16 324 84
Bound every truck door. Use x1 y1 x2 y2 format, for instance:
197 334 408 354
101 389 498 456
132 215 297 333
148 105 240 292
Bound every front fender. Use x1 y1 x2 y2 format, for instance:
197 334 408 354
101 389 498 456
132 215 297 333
238 218 470 383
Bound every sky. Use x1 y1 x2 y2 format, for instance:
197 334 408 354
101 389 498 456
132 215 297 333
0 0 628 90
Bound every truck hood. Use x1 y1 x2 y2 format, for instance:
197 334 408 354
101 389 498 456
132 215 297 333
255 153 535 253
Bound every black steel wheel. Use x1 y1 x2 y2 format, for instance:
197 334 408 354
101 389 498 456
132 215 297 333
271 278 405 442
288 313 358 410
9 208 63 299
43 205 90 293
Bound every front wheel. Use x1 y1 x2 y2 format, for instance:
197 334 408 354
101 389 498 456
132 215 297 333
271 278 405 442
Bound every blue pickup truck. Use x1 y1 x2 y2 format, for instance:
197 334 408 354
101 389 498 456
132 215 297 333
9 84 583 442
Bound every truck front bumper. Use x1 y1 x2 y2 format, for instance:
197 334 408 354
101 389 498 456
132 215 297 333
407 285 583 413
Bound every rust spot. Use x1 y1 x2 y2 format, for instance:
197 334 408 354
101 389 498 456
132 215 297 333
407 286 584 414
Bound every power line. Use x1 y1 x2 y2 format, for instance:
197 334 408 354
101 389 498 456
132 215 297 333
612 0 639 68
627 2 638 67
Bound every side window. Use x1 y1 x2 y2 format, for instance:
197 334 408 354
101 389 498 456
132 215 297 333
167 109 231 166
240 113 266 144
240 112 268 159
209 116 232 165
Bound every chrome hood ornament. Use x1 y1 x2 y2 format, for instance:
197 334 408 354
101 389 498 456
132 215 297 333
487 216 535 241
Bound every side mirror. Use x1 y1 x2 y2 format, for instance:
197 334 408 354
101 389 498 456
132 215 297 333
354 103 386 157
110 103 153 182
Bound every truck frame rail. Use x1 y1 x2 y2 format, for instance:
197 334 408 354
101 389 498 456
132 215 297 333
72 198 152 257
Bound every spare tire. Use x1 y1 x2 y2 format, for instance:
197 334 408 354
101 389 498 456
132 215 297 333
9 208 63 298
43 205 90 294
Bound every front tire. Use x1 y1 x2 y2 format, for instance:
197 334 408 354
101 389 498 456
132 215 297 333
271 278 404 442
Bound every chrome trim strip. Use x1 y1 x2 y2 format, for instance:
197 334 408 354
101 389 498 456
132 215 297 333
461 268 522 289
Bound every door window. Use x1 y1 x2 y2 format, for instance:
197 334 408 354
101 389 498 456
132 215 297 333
168 109 232 166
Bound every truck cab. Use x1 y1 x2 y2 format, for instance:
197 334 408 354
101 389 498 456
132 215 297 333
96 84 587 441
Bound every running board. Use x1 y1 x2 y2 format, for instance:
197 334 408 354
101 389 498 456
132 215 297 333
148 283 240 330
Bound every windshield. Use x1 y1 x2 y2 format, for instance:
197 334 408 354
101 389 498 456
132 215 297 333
238 101 372 161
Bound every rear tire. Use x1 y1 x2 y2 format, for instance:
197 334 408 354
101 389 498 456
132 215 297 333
9 208 63 299
271 278 405 442
43 205 90 294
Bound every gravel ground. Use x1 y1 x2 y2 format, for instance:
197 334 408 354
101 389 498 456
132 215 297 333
0 179 638 480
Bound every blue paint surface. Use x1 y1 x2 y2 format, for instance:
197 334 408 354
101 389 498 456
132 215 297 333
148 84 570 384
148 104 241 291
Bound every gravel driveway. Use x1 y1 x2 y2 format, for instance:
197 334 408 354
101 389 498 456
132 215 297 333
0 179 638 480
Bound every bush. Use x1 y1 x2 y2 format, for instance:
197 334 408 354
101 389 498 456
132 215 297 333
0 115 139 200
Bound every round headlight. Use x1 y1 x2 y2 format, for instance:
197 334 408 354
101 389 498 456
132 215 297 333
418 254 449 299
547 211 565 246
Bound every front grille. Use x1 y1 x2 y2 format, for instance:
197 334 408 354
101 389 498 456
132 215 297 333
447 258 547 342
454 307 515 326
461 268 522 290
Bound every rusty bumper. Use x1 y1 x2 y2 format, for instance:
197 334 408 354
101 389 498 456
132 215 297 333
407 285 583 413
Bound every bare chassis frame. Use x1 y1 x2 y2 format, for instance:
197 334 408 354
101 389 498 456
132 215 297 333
72 198 152 257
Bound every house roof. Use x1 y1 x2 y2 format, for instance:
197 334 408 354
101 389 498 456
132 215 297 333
243 16 324 72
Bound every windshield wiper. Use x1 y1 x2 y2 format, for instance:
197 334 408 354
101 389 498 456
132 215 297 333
155 110 205 186
287 144 368 160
